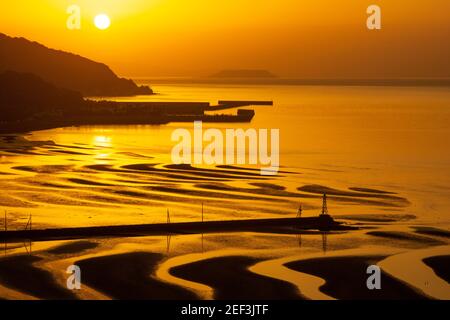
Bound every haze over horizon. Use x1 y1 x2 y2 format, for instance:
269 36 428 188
1 0 450 78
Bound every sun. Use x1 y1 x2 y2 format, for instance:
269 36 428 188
94 14 111 30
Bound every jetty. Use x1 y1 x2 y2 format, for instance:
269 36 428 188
0 100 274 134
102 100 273 123
0 215 354 242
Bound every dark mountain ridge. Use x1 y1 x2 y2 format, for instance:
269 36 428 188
0 33 152 97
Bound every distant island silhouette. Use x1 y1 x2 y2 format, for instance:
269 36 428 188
0 33 152 97
210 69 277 78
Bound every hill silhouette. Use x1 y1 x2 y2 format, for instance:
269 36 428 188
0 71 167 132
0 71 86 121
0 70 173 133
0 33 152 97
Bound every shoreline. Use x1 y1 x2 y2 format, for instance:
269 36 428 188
0 216 354 242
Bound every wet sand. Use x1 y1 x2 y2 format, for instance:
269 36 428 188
170 256 302 300
336 214 416 223
285 256 428 300
1 80 450 305
47 241 99 255
378 245 450 299
75 252 197 300
423 255 450 283
0 255 77 300
366 231 445 245
413 227 450 239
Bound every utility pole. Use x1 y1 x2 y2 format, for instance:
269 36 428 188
25 214 32 231
321 193 329 216
297 204 303 218
3 211 6 257
167 209 171 224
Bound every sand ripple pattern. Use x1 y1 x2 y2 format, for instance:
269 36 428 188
0 135 409 228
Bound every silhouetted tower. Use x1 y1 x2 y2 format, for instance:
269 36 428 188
321 193 329 216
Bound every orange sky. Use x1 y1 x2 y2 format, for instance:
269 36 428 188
1 0 450 78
